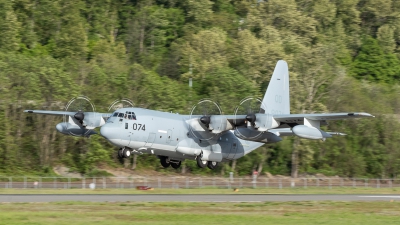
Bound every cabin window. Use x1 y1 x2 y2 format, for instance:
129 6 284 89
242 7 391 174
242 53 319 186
112 112 118 117
118 113 124 117
125 123 128 129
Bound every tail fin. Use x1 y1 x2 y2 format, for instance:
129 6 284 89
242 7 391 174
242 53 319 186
261 60 290 115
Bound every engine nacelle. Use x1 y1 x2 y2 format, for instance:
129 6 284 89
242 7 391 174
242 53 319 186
208 115 233 133
249 113 280 132
234 128 282 143
56 122 97 136
292 125 332 140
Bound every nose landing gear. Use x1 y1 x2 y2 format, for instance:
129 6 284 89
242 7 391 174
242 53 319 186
118 147 131 159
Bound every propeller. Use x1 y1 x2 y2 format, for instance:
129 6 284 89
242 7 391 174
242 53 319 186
191 99 221 128
234 97 266 139
235 97 263 126
63 96 95 136
74 110 85 124
189 99 222 141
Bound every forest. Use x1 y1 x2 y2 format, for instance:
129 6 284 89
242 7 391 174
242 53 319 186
1 0 400 178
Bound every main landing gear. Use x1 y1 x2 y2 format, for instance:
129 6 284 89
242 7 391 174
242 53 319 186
118 147 131 159
159 156 182 169
196 153 219 170
158 155 218 170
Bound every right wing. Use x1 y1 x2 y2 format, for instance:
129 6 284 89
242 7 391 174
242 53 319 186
24 110 112 118
24 110 112 129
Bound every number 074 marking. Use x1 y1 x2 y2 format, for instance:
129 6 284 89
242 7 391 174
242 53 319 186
133 123 146 131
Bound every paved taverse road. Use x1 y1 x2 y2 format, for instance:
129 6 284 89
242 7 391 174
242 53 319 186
0 194 399 202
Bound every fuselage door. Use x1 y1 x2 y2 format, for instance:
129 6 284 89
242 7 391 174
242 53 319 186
144 133 156 147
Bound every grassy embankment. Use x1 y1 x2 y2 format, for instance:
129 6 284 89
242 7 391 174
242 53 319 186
0 201 399 225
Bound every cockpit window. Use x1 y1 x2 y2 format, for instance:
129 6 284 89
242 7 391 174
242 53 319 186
115 111 137 120
132 112 137 120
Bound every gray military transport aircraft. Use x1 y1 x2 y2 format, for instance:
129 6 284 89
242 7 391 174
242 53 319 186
24 60 374 170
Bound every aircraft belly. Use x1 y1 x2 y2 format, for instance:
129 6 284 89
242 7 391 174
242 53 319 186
129 141 146 149
106 139 125 148
119 139 130 147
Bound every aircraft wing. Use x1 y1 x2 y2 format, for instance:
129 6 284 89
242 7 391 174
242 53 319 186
24 110 111 118
273 112 374 123
24 110 76 116
268 128 346 137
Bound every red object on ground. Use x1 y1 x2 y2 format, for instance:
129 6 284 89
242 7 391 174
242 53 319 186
136 186 153 190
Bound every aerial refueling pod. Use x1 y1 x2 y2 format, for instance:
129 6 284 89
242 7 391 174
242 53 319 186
292 125 332 140
234 128 282 143
56 122 97 136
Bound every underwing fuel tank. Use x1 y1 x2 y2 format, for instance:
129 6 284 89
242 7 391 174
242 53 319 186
292 125 332 140
56 122 97 136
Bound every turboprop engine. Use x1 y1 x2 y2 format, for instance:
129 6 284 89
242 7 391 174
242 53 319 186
292 125 332 140
199 115 233 133
245 113 280 131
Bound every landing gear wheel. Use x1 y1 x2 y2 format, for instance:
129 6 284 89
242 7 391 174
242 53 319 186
196 154 207 168
117 148 123 158
123 148 131 158
171 161 181 169
160 156 170 168
207 161 219 170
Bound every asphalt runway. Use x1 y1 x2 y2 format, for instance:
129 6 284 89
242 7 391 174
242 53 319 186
0 194 399 202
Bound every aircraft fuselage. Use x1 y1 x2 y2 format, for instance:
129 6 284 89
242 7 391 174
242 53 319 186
100 108 263 162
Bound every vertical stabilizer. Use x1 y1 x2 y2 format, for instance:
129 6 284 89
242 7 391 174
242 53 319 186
261 60 290 115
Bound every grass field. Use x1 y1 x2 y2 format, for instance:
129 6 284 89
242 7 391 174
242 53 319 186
0 201 399 225
0 187 400 195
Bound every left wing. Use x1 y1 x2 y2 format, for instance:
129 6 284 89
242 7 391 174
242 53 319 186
269 128 347 137
272 112 374 127
273 112 374 122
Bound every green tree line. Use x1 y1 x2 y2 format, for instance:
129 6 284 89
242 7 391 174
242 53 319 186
1 0 400 178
